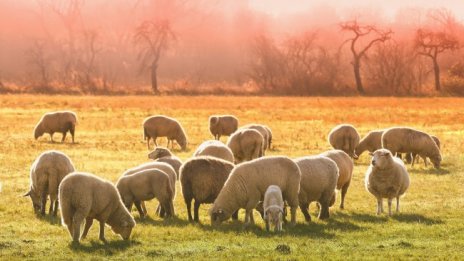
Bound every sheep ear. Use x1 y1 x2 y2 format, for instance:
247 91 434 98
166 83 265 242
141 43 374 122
23 190 31 197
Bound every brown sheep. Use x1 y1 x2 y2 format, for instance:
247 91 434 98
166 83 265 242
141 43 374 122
34 111 77 143
328 124 360 159
143 115 188 150
226 128 263 164
209 115 239 140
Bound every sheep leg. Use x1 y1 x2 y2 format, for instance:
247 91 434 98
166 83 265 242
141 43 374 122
141 201 147 216
193 200 201 223
154 137 158 147
388 198 393 216
411 156 415 167
40 191 47 216
162 201 172 218
340 182 350 209
396 197 400 213
48 199 54 215
289 206 297 226
265 218 270 232
158 205 165 217
244 209 254 226
319 202 330 220
53 200 59 216
61 132 67 143
299 202 311 222
146 137 150 149
134 201 145 218
99 221 107 243
185 198 193 222
81 217 93 240
70 125 75 143
277 219 282 232
231 210 239 220
49 133 54 143
376 198 383 215
72 212 85 243
423 156 428 167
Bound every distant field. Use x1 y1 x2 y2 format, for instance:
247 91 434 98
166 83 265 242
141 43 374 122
0 95 463 260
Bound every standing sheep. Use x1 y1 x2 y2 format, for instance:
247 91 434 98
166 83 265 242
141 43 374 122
179 156 235 222
263 185 284 232
328 124 360 159
319 150 353 209
410 135 441 166
24 150 75 216
294 156 339 221
209 115 238 140
59 172 136 243
148 147 183 179
193 140 234 163
355 130 384 157
117 169 174 218
34 111 77 143
382 127 442 168
143 115 188 151
210 156 301 226
365 149 410 216
240 124 271 153
226 129 263 164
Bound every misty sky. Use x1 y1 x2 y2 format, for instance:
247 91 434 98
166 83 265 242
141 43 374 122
250 0 464 20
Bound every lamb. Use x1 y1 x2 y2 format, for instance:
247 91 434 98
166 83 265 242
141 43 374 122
210 156 301 226
122 161 177 217
226 128 263 164
328 124 360 159
319 150 353 209
382 127 442 168
24 150 75 216
59 172 136 243
193 140 234 163
355 130 384 157
294 156 339 221
34 111 77 143
147 147 183 179
209 115 238 140
179 156 235 222
263 185 284 232
365 149 410 216
240 124 271 153
116 169 174 218
143 115 188 151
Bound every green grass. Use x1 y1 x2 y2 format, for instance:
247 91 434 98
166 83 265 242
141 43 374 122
0 95 463 260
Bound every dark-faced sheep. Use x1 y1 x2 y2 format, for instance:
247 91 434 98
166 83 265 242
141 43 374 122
34 111 77 143
143 115 188 151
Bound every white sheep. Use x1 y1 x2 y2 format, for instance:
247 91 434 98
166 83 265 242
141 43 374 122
143 115 188 150
148 147 183 179
34 111 77 143
193 140 234 163
263 185 284 232
328 124 360 159
24 150 75 216
240 124 271 153
209 115 238 140
365 149 410 216
59 172 136 243
226 128 263 164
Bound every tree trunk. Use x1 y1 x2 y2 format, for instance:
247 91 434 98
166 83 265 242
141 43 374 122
151 62 159 94
353 58 365 95
432 57 441 92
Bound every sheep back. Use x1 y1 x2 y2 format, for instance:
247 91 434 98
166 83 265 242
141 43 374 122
193 140 234 163
328 124 360 158
226 128 263 163
143 115 188 150
209 115 238 138
319 150 353 190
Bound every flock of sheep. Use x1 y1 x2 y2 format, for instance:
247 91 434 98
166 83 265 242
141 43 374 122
25 111 442 243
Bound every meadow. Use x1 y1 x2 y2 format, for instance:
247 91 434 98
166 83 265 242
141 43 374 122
0 95 463 260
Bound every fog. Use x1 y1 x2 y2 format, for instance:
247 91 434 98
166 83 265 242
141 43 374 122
0 0 463 95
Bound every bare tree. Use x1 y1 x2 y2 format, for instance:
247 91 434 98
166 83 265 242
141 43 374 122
26 40 51 88
134 19 176 94
340 20 392 95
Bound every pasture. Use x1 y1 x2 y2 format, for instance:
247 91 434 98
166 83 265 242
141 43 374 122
0 95 463 260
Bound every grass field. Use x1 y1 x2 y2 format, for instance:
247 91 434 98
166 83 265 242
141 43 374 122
0 95 463 260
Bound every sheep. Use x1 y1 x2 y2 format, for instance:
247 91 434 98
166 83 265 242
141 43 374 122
148 147 183 179
59 172 135 243
210 156 301 226
24 150 75 216
193 140 234 163
263 185 284 232
355 130 384 157
410 135 441 166
328 124 360 159
365 149 410 216
240 124 271 153
122 161 177 217
34 111 77 143
209 115 238 140
179 156 235 222
294 156 339 221
319 150 353 209
226 128 263 164
116 168 174 218
143 115 188 151
382 127 442 168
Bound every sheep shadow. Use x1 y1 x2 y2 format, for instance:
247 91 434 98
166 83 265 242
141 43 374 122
407 167 450 175
134 215 191 227
392 213 443 225
70 239 140 254
35 213 62 225
335 212 442 226
335 212 389 224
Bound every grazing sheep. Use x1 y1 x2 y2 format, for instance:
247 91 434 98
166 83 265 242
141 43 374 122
179 156 235 222
365 149 410 216
148 147 182 179
382 127 442 168
294 156 339 221
263 185 284 232
411 135 441 166
24 150 75 216
328 124 360 159
193 140 234 163
319 150 353 209
143 115 188 151
240 124 271 153
34 111 77 143
116 169 174 218
209 115 239 140
59 172 135 243
210 156 301 226
122 161 177 217
226 129 263 164
355 130 384 157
